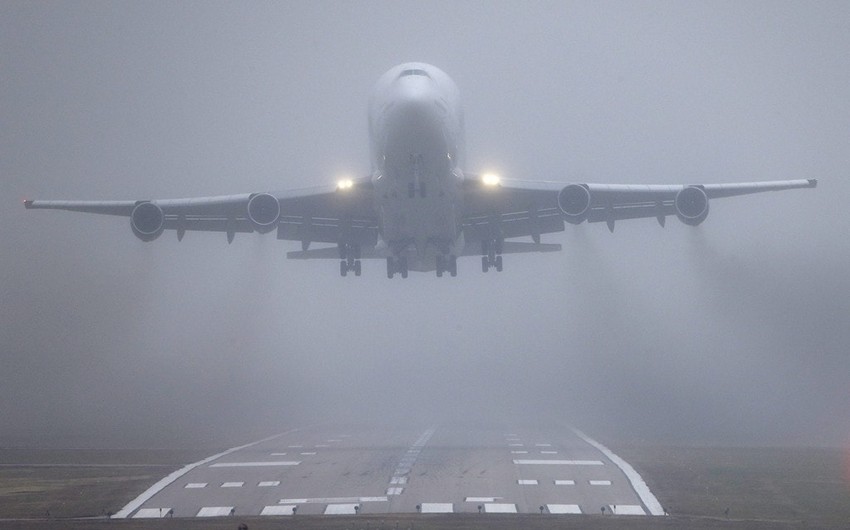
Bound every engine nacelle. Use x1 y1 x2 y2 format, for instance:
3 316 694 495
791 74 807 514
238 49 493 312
675 186 710 226
130 201 164 242
246 193 280 233
557 184 591 224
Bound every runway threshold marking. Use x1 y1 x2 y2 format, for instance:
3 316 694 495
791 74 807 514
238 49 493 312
114 427 305 519
132 508 171 518
465 497 501 502
484 503 517 513
612 504 646 515
324 503 359 514
573 428 665 516
420 502 453 513
261 505 295 515
547 504 581 514
197 506 233 517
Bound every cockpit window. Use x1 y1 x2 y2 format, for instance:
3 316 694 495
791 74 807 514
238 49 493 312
399 68 430 78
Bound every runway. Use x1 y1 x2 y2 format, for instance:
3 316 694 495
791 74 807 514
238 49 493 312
115 423 663 518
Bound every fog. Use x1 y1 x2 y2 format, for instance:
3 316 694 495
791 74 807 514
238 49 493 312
2 1 848 449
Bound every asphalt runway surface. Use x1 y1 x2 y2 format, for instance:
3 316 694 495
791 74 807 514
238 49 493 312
115 423 663 519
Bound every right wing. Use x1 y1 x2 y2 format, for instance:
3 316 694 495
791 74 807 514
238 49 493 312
24 177 379 248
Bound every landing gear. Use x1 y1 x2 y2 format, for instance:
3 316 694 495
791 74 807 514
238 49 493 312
436 254 457 277
386 256 408 279
481 239 504 273
338 243 361 277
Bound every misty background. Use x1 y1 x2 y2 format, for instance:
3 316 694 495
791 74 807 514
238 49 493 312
1 1 848 449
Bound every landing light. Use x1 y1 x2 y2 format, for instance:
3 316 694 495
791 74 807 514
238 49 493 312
482 173 501 186
337 179 354 190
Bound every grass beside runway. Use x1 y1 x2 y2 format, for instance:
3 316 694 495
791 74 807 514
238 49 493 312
0 448 215 519
0 446 848 528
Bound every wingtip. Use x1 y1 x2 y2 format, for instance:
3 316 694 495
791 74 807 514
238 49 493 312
807 178 818 187
23 199 33 209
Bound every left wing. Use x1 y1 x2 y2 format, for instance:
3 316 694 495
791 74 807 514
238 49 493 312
462 175 817 239
24 177 379 247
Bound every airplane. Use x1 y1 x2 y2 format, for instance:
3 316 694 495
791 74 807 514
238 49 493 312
24 62 816 279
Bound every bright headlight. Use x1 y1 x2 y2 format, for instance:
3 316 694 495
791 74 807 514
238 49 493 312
337 179 354 190
482 173 501 186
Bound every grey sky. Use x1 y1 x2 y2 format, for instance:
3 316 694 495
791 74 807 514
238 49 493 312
2 1 848 448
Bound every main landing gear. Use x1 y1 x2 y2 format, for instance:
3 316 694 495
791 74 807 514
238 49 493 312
481 239 504 273
436 254 457 277
386 256 409 279
339 243 362 277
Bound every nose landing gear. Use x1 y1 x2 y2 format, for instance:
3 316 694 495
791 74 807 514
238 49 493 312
436 254 457 277
339 243 362 277
386 256 409 279
481 239 504 273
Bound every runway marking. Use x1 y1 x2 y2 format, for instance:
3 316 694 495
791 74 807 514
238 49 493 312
589 480 612 485
221 481 244 488
535 443 552 447
300 452 317 455
547 504 582 514
465 497 500 502
261 505 295 515
513 459 603 465
517 479 538 485
132 508 171 518
184 482 207 489
612 504 646 515
288 445 304 448
324 503 359 515
510 450 528 454
390 476 407 485
386 487 403 495
573 428 664 516
114 427 304 518
280 496 387 504
258 481 280 487
384 427 435 494
197 506 233 517
554 479 575 485
484 503 517 513
508 443 524 447
540 450 558 454
270 452 287 456
210 461 300 467
420 502 453 513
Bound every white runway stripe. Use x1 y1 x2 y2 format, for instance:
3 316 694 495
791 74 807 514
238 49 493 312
465 497 499 502
386 487 403 495
420 503 453 513
258 481 280 487
547 504 582 514
554 479 575 485
220 482 244 488
184 483 207 489
261 505 295 515
513 459 603 465
517 479 538 485
197 506 233 517
280 496 387 504
132 508 171 518
612 504 646 515
484 503 517 513
210 461 299 467
589 480 612 485
324 503 359 515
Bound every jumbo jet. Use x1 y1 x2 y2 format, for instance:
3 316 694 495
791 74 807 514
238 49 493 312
25 63 816 278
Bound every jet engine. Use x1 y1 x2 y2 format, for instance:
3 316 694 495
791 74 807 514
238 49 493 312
557 184 591 224
247 193 281 233
130 201 165 241
675 186 710 226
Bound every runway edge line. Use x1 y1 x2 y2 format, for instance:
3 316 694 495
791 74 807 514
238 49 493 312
572 428 665 516
113 428 303 518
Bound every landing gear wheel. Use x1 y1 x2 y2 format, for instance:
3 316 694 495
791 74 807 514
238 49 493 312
449 255 457 277
495 255 503 272
340 260 348 277
354 260 362 276
386 257 395 279
436 255 445 277
482 256 489 273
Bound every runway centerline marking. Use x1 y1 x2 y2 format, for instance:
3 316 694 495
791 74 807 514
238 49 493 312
554 479 575 485
589 479 612 485
220 481 244 488
517 479 538 485
258 481 280 487
184 483 207 489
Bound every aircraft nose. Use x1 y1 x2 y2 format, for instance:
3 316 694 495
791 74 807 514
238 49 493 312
391 77 442 120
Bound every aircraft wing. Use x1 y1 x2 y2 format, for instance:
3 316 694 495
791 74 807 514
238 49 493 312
24 177 379 247
462 175 817 238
